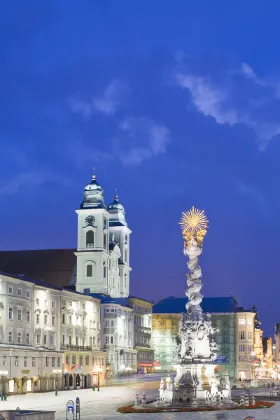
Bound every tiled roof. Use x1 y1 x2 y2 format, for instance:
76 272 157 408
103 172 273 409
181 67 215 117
0 249 76 288
152 296 237 314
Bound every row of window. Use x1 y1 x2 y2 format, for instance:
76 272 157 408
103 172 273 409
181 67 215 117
7 286 30 298
108 353 136 364
62 313 86 326
36 299 91 311
239 318 253 325
135 317 151 327
62 335 100 346
239 331 253 340
67 355 89 365
7 356 61 368
239 344 253 353
104 308 131 319
8 308 30 322
7 331 30 345
62 315 99 329
105 336 132 346
61 300 88 310
104 319 132 328
36 313 56 326
35 333 55 346
35 298 56 308
65 354 105 366
138 352 153 361
136 336 150 346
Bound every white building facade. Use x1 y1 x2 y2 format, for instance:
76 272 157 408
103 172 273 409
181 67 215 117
0 272 106 394
101 302 137 377
61 290 106 389
0 274 63 394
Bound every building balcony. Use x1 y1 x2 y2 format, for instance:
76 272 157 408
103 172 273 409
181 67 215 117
61 345 92 351
135 326 151 334
135 344 151 349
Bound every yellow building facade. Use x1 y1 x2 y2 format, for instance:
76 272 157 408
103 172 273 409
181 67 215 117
236 311 255 380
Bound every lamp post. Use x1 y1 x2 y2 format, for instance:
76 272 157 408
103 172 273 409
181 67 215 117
53 369 62 396
97 366 102 391
0 371 8 399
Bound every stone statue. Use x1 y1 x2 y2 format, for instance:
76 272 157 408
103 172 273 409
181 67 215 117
160 207 231 408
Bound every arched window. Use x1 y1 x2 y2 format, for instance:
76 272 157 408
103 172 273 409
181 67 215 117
86 231 94 247
103 263 107 279
87 264 93 277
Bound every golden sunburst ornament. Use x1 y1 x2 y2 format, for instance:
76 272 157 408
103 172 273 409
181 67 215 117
179 206 208 244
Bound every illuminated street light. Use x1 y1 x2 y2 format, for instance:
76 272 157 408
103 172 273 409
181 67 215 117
97 366 102 392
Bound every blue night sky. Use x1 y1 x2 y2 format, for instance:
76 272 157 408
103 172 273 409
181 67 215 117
1 1 280 334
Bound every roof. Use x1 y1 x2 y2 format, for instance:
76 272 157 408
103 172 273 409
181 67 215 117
90 293 152 308
90 293 130 306
152 296 237 314
0 249 76 288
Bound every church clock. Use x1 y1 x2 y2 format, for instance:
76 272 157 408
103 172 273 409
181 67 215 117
85 215 95 227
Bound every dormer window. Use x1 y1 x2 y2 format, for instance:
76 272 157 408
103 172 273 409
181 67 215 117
86 230 94 248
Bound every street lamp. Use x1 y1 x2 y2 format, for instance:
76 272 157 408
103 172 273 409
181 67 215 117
0 371 8 399
53 369 62 396
97 366 102 391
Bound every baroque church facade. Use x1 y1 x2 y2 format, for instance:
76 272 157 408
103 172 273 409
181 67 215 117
74 173 132 298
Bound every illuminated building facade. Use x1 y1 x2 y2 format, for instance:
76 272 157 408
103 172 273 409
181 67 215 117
252 306 263 363
128 297 154 373
274 323 280 379
60 290 106 389
235 309 255 380
260 336 273 379
0 272 106 394
99 299 137 377
151 296 236 380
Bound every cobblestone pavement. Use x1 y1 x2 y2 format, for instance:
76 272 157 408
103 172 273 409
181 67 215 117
0 385 278 420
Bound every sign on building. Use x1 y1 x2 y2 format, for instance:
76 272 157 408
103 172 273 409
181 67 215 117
215 355 227 364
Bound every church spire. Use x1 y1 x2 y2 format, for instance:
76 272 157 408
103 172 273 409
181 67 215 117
92 166 96 181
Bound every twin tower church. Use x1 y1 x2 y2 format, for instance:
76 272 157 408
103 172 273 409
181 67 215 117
74 172 132 297
0 171 132 298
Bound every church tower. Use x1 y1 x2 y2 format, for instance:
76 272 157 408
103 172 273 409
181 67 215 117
107 194 132 297
75 172 110 294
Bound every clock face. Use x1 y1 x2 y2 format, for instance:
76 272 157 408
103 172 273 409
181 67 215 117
85 215 95 227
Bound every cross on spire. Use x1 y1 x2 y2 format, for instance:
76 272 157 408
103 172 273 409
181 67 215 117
92 166 96 180
114 188 118 200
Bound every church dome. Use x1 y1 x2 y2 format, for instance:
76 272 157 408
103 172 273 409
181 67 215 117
107 194 127 226
80 173 106 209
108 195 124 211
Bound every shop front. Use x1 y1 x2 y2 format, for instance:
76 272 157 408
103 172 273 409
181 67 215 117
138 363 153 374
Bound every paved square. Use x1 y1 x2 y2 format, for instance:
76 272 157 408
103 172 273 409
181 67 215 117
0 386 278 419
